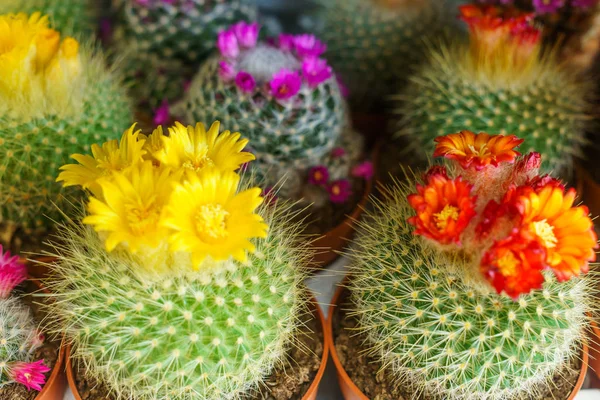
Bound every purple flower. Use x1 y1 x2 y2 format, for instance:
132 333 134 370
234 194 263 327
532 0 565 13
328 179 352 203
331 147 346 158
232 21 260 48
218 61 236 82
572 0 597 8
235 71 256 93
294 34 327 58
308 166 330 186
270 69 302 100
352 161 374 180
278 34 296 52
217 30 239 59
302 57 332 87
153 100 170 126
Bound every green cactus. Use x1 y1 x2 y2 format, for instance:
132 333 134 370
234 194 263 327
0 0 98 35
0 297 40 379
315 0 444 110
41 200 311 400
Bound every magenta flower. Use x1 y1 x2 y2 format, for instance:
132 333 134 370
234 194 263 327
331 147 346 158
277 34 296 52
532 0 565 13
217 30 239 59
308 166 330 186
262 187 278 206
9 360 50 391
0 245 26 299
294 34 327 58
232 21 260 48
153 100 170 126
572 0 597 8
302 57 332 87
270 69 302 100
218 61 236 82
328 179 352 203
235 71 256 93
352 161 374 180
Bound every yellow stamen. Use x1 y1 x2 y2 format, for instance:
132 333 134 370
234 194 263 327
195 204 230 242
125 201 161 237
497 251 518 277
532 219 557 249
434 205 459 230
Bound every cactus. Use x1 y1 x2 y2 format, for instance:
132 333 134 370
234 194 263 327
0 12 132 244
345 130 597 399
393 4 591 176
180 23 367 204
0 0 98 35
314 0 445 110
43 121 312 400
111 0 257 108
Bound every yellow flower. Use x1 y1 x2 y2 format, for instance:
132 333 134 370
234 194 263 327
150 121 255 174
162 169 268 266
57 124 146 197
83 161 178 253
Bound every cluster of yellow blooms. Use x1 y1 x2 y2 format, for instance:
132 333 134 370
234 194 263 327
0 12 80 104
58 121 268 268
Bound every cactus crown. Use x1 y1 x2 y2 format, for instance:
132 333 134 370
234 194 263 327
44 121 311 399
347 130 597 399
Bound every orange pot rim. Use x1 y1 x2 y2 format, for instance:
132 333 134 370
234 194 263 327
66 296 329 400
327 283 589 400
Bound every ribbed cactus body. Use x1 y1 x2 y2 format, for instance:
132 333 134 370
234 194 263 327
0 0 97 35
346 184 589 400
316 0 442 110
0 298 39 381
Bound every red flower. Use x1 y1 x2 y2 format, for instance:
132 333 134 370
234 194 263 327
407 174 477 244
308 166 329 186
328 179 351 203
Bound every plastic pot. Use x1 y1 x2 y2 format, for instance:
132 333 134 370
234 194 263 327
67 296 329 400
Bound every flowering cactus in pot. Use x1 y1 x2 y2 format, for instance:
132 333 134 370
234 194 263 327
335 130 597 399
41 120 321 399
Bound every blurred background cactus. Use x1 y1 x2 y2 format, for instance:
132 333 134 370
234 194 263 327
345 131 596 399
0 12 132 250
110 0 257 110
393 4 591 176
44 121 313 399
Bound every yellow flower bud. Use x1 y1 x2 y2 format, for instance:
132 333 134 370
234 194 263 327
35 28 60 71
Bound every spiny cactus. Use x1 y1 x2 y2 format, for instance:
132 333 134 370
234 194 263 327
346 130 596 399
180 23 367 204
394 4 591 176
111 0 257 108
0 0 98 35
43 121 312 400
0 12 132 244
315 0 445 110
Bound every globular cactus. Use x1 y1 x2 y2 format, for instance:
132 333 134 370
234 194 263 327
0 12 132 245
43 121 312 400
111 0 257 108
346 130 597 399
394 4 591 176
314 0 445 110
180 22 367 204
0 0 98 35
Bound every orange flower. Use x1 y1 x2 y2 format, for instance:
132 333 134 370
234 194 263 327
434 131 524 170
459 5 536 45
408 172 477 244
515 185 597 281
481 230 546 299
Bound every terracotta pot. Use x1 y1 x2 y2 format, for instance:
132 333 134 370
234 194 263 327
590 321 600 381
327 284 590 400
67 296 329 400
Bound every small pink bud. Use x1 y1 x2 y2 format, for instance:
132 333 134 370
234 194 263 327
217 30 239 59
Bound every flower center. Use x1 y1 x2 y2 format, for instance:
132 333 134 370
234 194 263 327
23 373 31 382
195 204 230 242
434 205 459 230
332 186 341 195
125 201 161 236
183 145 214 171
532 219 557 249
468 144 489 158
497 251 518 277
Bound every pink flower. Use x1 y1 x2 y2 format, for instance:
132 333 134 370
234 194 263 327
277 34 296 52
308 166 330 186
270 69 302 100
235 71 256 93
232 21 260 48
532 0 565 13
572 0 597 8
294 34 326 58
217 30 239 59
9 360 50 391
302 57 332 87
262 187 277 206
0 245 26 299
352 161 374 180
328 179 352 203
218 61 236 82
30 330 45 350
331 147 346 158
153 100 170 126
